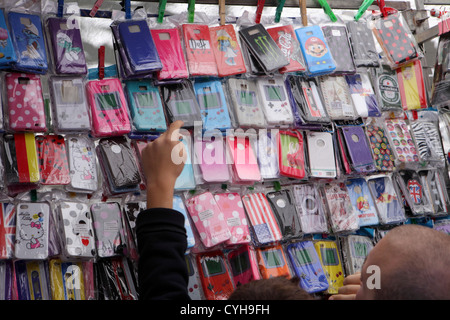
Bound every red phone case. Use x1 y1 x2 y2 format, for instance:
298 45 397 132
277 130 306 179
35 134 70 185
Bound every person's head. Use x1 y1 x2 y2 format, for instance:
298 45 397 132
356 224 450 300
228 276 313 300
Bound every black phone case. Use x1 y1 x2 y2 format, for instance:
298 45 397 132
266 189 302 239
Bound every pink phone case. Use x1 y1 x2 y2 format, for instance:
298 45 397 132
227 135 261 182
185 191 231 248
214 192 251 246
194 138 229 183
86 78 131 137
5 73 46 132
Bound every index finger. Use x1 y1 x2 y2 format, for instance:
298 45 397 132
165 120 184 140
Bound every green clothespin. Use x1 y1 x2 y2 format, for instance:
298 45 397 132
273 181 281 191
354 0 374 21
188 0 195 23
157 0 167 23
274 0 286 23
316 0 337 22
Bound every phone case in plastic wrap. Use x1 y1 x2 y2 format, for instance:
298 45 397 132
410 120 445 165
175 132 196 191
340 126 376 174
323 182 359 234
372 12 420 68
341 235 373 275
292 184 328 234
321 25 356 74
0 202 16 259
367 175 406 225
3 133 40 193
278 130 306 179
396 60 427 110
345 72 381 118
97 136 141 193
384 118 419 165
319 75 357 120
118 20 162 74
267 25 306 74
266 189 302 240
97 257 138 300
185 191 231 248
346 20 379 68
313 240 344 294
306 131 337 178
58 202 96 259
210 24 246 77
214 192 251 246
0 260 13 300
256 77 294 126
90 202 123 258
160 79 202 128
49 76 91 132
286 76 329 123
0 9 16 68
239 24 289 73
86 78 131 137
194 79 232 132
46 17 87 75
345 178 379 226
35 134 70 185
8 12 48 74
258 131 279 179
125 80 166 133
14 260 50 300
227 244 260 287
242 192 282 246
15 202 50 260
255 244 291 279
227 78 266 128
286 241 328 293
372 65 402 111
66 135 98 193
240 39 265 76
194 137 229 183
5 72 46 132
173 195 195 249
185 254 204 300
227 135 261 183
122 200 145 248
422 170 449 216
196 250 234 300
295 25 336 77
49 259 86 300
182 24 218 77
395 170 433 216
150 28 189 80
365 123 396 171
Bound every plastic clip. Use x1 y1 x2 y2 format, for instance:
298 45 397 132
57 0 64 18
255 0 265 24
317 0 337 22
376 0 397 17
275 0 286 23
124 0 131 19
188 0 195 23
90 0 104 17
299 0 307 26
98 46 105 80
354 0 374 21
157 0 167 23
219 0 226 25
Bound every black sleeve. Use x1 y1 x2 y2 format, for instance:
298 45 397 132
136 207 191 300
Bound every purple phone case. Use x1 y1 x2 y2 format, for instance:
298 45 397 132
342 126 376 173
47 17 87 75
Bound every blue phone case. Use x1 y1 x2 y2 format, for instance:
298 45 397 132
193 80 232 132
118 20 162 74
286 241 329 294
295 26 335 77
0 9 17 68
345 178 380 227
174 135 195 191
125 80 167 132
173 195 195 249
8 12 48 74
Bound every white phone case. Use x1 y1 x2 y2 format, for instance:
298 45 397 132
256 77 294 126
307 131 336 178
66 135 98 193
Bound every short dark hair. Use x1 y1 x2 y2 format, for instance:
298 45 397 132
228 277 313 300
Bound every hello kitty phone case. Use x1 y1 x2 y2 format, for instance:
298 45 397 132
90 202 123 258
66 135 98 193
15 202 50 260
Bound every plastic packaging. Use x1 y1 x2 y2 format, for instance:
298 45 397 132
313 240 344 295
321 25 356 74
174 131 196 191
49 259 86 300
277 130 306 180
396 60 427 110
365 122 396 171
430 32 450 107
35 134 70 185
255 244 291 279
319 75 357 120
339 126 376 174
185 254 204 300
173 195 196 250
194 135 230 184
346 20 379 68
226 134 261 184
0 9 17 69
422 170 450 216
345 178 379 226
266 189 302 240
371 65 403 112
340 235 373 275
0 202 16 259
384 118 419 167
257 131 279 180
394 170 433 216
345 72 381 118
306 130 337 179
0 260 13 300
96 257 138 300
226 244 260 287
291 184 328 234
409 116 445 166
14 260 50 300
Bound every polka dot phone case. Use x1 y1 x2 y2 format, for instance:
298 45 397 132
90 202 123 258
321 25 356 74
5 72 46 132
365 123 395 171
35 134 70 185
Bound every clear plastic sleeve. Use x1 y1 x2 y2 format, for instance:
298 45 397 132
266 189 302 240
364 120 396 171
257 130 279 180
306 130 337 179
346 20 380 68
313 240 345 294
396 60 427 111
174 131 196 191
340 235 373 275
194 136 230 184
338 125 376 174
384 117 419 168
226 133 262 184
345 72 381 118
422 170 450 216
393 170 433 216
319 75 357 120
371 65 403 112
96 257 138 300
255 244 291 279
0 9 17 69
321 25 356 74
0 202 16 259
35 134 70 185
0 260 13 300
277 130 307 180
409 116 445 166
345 178 380 226
173 195 196 250
49 259 86 300
431 33 450 107
14 260 51 300
225 244 261 287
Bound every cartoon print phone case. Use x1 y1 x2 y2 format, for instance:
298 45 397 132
8 12 48 74
239 24 289 73
384 118 418 165
66 135 98 193
210 24 246 77
306 131 337 178
323 183 359 234
5 72 46 132
278 130 306 179
340 126 376 174
267 25 306 74
15 202 50 260
0 202 16 259
346 20 379 68
266 189 302 240
295 25 336 77
150 28 189 80
396 60 427 110
321 25 356 74
35 135 70 185
257 77 294 126
46 17 87 75
182 24 218 77
345 178 379 227
49 76 91 132
0 9 16 68
292 184 328 234
319 75 357 120
365 124 395 171
90 202 123 258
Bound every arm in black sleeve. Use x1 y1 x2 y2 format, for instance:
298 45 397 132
136 207 191 300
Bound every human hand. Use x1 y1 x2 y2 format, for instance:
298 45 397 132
141 120 186 209
328 273 361 300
